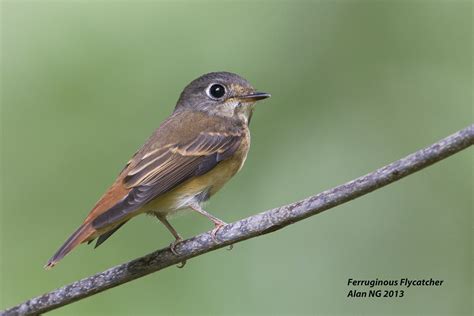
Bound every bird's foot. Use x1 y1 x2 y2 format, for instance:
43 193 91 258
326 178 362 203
169 237 186 268
210 220 227 243
169 237 183 255
188 203 232 249
210 220 233 250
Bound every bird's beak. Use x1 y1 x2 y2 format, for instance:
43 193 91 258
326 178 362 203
237 92 271 102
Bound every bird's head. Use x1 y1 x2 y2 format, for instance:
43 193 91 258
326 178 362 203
175 72 270 124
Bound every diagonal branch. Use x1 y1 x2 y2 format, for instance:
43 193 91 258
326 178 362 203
2 124 473 316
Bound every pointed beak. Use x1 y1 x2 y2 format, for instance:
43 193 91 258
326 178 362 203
237 92 271 102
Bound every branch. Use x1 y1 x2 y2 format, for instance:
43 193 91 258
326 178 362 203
2 124 473 316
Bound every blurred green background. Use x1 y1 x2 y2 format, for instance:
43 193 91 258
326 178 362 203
1 1 472 315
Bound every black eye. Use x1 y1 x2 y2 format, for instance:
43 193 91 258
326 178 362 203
207 84 226 99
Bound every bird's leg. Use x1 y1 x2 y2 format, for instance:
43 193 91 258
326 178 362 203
189 203 228 244
155 214 186 268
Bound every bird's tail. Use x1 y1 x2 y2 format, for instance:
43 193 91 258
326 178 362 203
44 223 95 269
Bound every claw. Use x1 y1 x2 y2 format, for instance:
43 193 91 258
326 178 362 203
210 224 233 250
169 238 186 268
210 221 226 243
176 260 187 268
169 238 183 256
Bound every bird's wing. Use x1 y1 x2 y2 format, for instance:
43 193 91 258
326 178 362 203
89 129 242 230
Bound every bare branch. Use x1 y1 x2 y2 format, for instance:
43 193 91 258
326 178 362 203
2 124 473 316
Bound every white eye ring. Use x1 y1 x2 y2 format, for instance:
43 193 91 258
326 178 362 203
206 83 226 100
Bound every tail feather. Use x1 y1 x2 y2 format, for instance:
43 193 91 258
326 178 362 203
94 220 128 249
45 223 94 269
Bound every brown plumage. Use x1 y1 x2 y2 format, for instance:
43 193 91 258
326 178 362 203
45 72 270 268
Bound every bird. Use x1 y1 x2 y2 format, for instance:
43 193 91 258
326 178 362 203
45 71 270 269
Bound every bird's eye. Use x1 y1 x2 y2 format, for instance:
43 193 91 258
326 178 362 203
207 84 226 99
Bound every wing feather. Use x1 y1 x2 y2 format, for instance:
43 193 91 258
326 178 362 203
91 132 242 229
